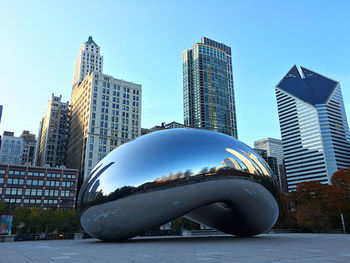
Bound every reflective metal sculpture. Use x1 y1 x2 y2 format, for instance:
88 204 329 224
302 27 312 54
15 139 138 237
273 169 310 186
78 129 279 241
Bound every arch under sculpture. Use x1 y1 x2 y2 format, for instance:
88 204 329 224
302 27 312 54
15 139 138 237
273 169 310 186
78 129 279 241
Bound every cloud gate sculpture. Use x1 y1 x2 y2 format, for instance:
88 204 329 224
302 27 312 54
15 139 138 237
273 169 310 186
78 129 279 241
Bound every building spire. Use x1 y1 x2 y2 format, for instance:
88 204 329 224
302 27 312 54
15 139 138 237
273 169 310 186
85 36 97 46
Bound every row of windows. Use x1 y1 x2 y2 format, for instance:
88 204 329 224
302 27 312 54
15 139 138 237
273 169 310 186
4 198 41 204
3 198 62 205
3 187 74 197
2 177 76 186
46 181 75 188
94 81 140 96
94 91 140 101
0 169 76 179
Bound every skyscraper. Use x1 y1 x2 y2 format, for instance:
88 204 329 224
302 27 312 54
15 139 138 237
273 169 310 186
35 94 69 167
183 37 237 138
72 36 104 90
66 37 141 179
276 65 350 191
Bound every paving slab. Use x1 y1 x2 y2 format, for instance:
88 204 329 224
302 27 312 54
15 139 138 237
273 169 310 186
0 234 349 263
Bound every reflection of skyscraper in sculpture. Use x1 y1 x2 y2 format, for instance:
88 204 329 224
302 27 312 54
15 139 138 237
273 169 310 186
183 37 237 137
222 157 244 171
276 65 350 191
225 148 271 176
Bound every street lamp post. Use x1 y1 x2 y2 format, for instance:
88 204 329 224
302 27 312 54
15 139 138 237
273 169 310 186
341 213 346 234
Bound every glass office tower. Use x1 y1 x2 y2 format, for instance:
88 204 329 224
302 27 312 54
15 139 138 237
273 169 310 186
183 37 237 138
276 65 350 191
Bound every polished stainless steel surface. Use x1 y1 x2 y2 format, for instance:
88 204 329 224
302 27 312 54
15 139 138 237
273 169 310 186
78 129 279 241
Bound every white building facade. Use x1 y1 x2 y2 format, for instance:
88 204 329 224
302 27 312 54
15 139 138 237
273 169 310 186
66 72 141 178
276 65 350 191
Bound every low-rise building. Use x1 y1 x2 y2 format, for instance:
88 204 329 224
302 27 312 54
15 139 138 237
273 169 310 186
0 164 78 209
142 121 189 135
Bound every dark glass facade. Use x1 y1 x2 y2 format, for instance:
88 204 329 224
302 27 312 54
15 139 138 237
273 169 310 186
183 37 237 138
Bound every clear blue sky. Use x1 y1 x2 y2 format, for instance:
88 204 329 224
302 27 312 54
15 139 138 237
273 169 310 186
1 0 349 147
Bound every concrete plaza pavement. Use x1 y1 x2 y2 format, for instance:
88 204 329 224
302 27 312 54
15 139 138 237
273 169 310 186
1 234 349 263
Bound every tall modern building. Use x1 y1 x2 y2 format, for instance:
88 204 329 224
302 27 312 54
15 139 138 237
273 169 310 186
35 94 69 167
20 131 37 165
72 36 103 90
276 65 350 191
0 132 23 165
66 72 142 179
183 37 237 138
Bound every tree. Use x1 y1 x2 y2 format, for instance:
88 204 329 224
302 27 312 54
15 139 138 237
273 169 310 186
295 181 325 205
0 202 6 215
295 202 330 229
331 168 350 231
294 181 331 229
274 191 297 229
171 217 199 230
28 208 44 233
12 207 31 234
